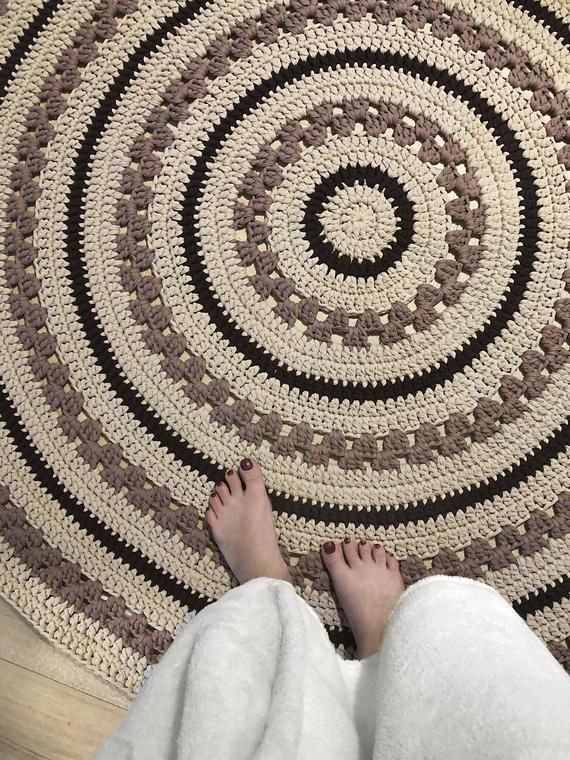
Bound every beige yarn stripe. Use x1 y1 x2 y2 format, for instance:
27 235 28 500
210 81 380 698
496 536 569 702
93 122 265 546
0 427 185 630
0 536 147 694
485 534 570 601
542 0 570 23
454 0 570 76
187 70 520 381
1 2 564 540
0 0 46 66
526 598 570 644
274 451 569 557
76 26 564 458
0 335 228 596
262 135 457 312
14 0 564 452
129 19 564 419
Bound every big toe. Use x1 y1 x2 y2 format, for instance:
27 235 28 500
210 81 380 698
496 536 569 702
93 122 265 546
321 540 344 571
239 457 265 489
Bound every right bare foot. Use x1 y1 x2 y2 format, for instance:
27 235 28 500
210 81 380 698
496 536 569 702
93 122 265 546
321 537 404 659
206 457 292 586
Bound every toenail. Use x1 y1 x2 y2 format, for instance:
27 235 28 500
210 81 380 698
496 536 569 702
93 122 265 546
324 541 335 554
205 506 210 511
210 490 216 496
374 543 381 549
216 481 224 488
343 537 351 543
359 539 367 545
240 458 253 470
226 470 234 476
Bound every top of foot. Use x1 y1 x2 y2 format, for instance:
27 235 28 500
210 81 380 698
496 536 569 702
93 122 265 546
206 457 291 585
321 538 404 659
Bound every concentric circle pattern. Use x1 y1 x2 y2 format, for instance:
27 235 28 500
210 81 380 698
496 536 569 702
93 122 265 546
1 0 569 691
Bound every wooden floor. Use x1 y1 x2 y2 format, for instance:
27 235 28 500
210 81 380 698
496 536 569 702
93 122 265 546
0 597 131 760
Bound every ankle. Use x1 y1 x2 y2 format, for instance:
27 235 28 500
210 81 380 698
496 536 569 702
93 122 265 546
357 635 382 660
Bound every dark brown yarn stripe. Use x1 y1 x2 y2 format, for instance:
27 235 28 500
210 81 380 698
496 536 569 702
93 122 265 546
0 487 173 662
0 484 570 663
1 466 568 662
181 48 539 400
66 34 540 430
0 0 63 99
1 2 567 684
513 574 570 617
302 164 416 278
511 0 570 47
6 1 556 524
1 367 568 531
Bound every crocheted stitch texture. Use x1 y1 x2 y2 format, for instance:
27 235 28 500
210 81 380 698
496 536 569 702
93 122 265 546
0 0 569 691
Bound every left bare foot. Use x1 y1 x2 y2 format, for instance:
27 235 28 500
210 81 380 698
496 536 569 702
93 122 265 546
321 537 405 659
206 457 292 585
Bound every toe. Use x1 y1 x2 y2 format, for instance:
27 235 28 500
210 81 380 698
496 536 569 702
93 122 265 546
206 496 219 519
373 543 387 565
358 539 372 561
321 540 343 570
239 457 265 490
214 480 230 503
224 469 242 494
386 552 399 572
341 536 359 567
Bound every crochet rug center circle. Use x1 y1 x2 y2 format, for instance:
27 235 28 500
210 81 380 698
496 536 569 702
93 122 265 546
1 0 569 691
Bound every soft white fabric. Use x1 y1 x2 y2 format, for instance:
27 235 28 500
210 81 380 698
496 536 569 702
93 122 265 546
92 575 570 760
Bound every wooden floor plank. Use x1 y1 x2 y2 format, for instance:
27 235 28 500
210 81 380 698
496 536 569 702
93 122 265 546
0 599 131 709
0 658 127 760
0 735 46 760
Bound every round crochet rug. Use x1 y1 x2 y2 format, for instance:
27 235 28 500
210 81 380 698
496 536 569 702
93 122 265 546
1 0 569 693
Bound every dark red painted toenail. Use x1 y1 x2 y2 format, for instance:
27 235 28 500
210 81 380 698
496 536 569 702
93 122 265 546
374 543 381 549
206 506 210 511
226 470 234 476
240 458 253 470
210 490 216 496
343 537 351 543
359 539 367 545
324 541 335 554
216 481 224 488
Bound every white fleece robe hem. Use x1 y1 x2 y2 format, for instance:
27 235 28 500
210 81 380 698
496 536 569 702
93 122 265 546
92 575 570 760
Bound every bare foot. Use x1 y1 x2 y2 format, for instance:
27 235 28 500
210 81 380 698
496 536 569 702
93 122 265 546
321 537 404 659
206 458 292 585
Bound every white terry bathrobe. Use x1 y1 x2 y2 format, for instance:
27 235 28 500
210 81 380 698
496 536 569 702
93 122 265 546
92 575 570 760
